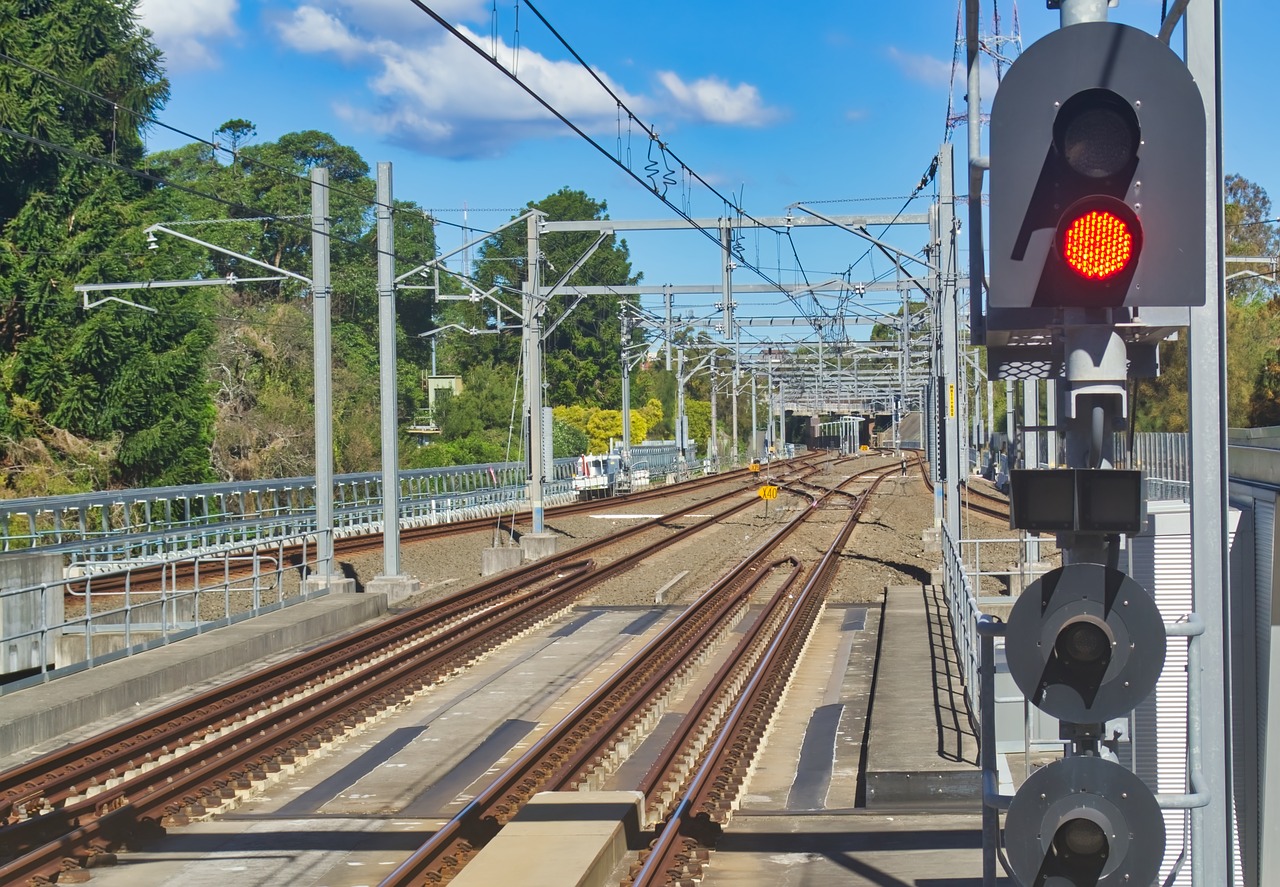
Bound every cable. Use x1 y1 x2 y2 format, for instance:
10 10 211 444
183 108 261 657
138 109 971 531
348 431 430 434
0 122 369 257
405 0 830 328
0 50 418 228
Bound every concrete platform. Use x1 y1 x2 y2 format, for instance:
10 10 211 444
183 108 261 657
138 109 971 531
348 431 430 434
703 810 994 886
696 594 993 886
863 584 980 806
0 592 387 762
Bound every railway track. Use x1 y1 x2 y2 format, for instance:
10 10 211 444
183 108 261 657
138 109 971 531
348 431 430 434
378 462 893 887
916 455 1012 522
60 455 823 599
0 458 846 885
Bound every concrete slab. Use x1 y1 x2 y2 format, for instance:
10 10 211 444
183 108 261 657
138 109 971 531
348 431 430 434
864 585 980 807
367 574 422 605
451 791 644 887
481 545 523 576
701 811 993 886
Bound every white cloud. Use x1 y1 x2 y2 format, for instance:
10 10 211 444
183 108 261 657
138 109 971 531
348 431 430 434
885 46 954 88
280 5 368 62
656 72 779 127
137 0 239 72
275 3 779 158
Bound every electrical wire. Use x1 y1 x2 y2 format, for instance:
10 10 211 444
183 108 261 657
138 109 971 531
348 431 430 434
404 0 836 329
0 50 433 231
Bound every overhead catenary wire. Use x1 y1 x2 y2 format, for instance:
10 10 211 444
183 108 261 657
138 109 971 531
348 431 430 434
405 0 845 330
0 49 441 237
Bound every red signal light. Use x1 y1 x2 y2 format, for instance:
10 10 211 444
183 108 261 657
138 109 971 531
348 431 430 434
1056 198 1143 283
1062 210 1133 279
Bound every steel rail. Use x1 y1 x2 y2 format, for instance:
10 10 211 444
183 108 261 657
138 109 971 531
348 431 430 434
0 461 817 882
629 473 883 886
377 460 891 887
377 500 831 886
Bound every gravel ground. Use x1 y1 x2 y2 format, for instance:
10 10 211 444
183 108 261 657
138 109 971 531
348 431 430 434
374 453 937 610
295 453 999 611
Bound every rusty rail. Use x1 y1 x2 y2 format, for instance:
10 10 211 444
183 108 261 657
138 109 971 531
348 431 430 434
628 473 883 886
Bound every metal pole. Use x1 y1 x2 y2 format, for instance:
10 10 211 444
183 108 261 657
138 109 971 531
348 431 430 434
375 162 401 577
766 366 774 455
938 144 961 536
310 168 335 575
986 380 994 450
709 361 718 468
664 286 673 371
620 310 632 466
776 379 785 453
751 373 759 460
731 353 740 466
720 222 734 333
524 214 546 534
965 0 987 346
1058 0 1114 27
1023 380 1041 563
1186 1 1232 882
676 347 687 464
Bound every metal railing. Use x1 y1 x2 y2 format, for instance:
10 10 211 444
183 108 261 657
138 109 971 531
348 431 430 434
2 533 329 695
0 447 687 690
0 447 684 567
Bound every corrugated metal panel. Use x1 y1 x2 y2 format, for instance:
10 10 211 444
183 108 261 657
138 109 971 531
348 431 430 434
1253 497 1275 887
1131 508 1195 887
1256 497 1274 740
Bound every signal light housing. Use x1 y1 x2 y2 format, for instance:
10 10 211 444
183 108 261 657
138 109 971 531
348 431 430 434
1004 563 1166 725
988 21 1206 310
1005 755 1166 887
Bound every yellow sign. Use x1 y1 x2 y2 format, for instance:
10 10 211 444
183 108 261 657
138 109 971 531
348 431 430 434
748 462 761 473
948 384 956 418
758 485 779 501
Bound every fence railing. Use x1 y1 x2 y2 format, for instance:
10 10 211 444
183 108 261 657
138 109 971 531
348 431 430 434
0 445 684 567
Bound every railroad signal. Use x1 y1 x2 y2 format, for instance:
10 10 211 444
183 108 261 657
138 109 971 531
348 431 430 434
1003 561 1167 885
1005 563 1165 725
1005 754 1166 887
988 21 1206 309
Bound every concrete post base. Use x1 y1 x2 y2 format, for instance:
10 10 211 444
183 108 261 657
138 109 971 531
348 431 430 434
303 575 357 595
520 532 558 562
482 546 524 576
921 527 942 555
367 575 422 605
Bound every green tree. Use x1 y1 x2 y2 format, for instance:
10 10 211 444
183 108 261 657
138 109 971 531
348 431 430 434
436 362 520 447
636 398 664 432
685 400 711 456
585 410 622 453
552 419 588 457
0 0 221 488
1135 173 1280 431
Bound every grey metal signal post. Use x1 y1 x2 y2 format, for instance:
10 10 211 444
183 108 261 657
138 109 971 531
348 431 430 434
1185 0 1232 882
309 169 336 577
983 2 1228 884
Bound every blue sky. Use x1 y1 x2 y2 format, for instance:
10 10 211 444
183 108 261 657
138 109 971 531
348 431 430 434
133 1 1278 330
